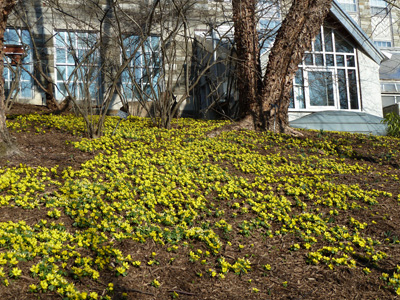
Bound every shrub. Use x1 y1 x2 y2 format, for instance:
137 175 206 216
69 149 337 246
382 112 400 137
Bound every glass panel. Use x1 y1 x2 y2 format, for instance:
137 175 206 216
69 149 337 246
336 55 345 67
346 55 355 67
324 28 333 52
20 81 33 98
56 48 66 64
335 33 353 53
67 52 75 64
338 69 348 109
305 53 313 65
348 70 359 109
289 89 294 108
326 54 334 66
5 29 19 44
308 71 334 106
314 32 322 52
383 83 397 92
294 86 305 108
382 96 395 107
294 68 303 85
21 68 31 81
55 32 65 47
57 66 66 81
315 54 324 66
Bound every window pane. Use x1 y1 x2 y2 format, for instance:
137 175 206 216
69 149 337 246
315 54 324 66
56 48 66 64
305 53 313 65
5 29 19 44
294 68 303 85
335 34 353 53
324 28 333 52
346 55 355 67
382 96 395 107
326 54 334 66
309 71 334 106
336 55 345 66
20 81 33 98
57 66 66 81
338 69 348 109
314 32 322 52
348 70 359 109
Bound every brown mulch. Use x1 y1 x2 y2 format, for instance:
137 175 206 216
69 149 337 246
0 103 400 300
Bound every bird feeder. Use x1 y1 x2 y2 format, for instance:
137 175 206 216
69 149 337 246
4 44 25 65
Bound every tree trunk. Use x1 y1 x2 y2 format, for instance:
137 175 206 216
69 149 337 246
233 0 333 133
259 0 333 133
0 0 18 157
232 0 261 120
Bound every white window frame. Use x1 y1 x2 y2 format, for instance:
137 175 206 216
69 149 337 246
289 27 360 112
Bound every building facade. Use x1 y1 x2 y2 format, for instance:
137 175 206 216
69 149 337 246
4 0 386 128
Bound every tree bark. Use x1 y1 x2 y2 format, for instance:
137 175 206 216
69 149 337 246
232 0 261 120
0 0 18 156
233 0 333 133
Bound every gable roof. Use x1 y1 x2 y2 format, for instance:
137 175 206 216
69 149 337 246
330 0 386 64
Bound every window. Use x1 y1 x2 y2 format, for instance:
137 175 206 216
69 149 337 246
54 31 100 101
120 36 161 101
374 40 392 48
259 1 281 52
4 28 33 99
290 27 360 111
370 0 388 15
338 0 357 13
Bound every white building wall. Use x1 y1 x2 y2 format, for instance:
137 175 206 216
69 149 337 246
357 49 383 117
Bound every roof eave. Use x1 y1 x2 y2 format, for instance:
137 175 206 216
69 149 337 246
331 0 387 64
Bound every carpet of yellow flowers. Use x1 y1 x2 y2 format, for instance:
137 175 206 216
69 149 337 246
1 104 400 299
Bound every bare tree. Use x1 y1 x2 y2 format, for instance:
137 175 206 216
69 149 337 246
232 0 333 133
0 0 18 157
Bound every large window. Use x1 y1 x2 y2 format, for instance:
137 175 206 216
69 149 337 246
4 28 33 99
259 0 281 52
54 31 100 101
290 27 360 111
370 0 389 15
338 0 357 12
120 36 161 101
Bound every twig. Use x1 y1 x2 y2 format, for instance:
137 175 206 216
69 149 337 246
168 289 196 296
123 288 154 296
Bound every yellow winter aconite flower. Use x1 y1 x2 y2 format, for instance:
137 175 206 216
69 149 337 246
3 115 399 296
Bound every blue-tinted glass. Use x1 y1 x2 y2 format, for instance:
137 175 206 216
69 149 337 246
324 28 333 52
326 54 334 66
56 48 66 63
336 55 345 66
338 69 348 109
305 53 313 65
315 54 324 66
346 55 355 67
20 81 33 98
21 68 31 81
314 32 322 51
57 66 66 81
55 32 65 47
5 29 19 44
67 52 75 64
309 71 334 106
67 66 76 81
335 34 353 53
348 70 358 109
